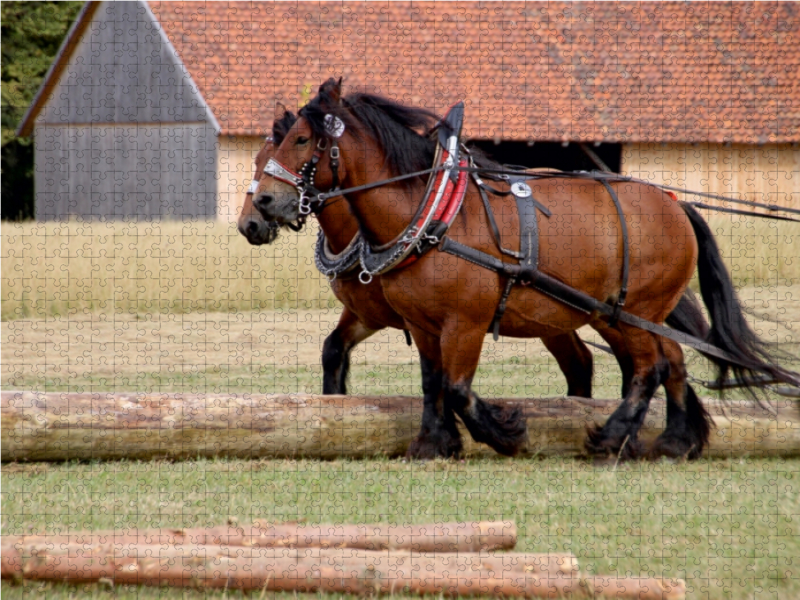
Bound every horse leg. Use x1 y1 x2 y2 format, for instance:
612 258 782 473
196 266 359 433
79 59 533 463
322 308 377 394
406 327 462 459
585 327 669 461
649 338 712 460
542 333 594 398
440 325 528 457
596 327 635 399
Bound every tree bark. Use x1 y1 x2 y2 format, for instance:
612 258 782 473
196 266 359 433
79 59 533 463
3 391 797 461
3 520 517 553
1 538 685 598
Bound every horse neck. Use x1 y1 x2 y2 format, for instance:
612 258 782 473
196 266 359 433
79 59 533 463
315 195 360 253
338 148 425 247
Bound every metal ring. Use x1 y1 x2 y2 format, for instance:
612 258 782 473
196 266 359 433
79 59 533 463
299 194 312 216
358 270 373 284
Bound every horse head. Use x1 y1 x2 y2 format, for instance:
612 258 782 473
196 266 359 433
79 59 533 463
237 103 297 245
253 78 351 226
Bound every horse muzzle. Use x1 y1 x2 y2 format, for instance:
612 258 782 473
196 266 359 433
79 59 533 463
237 216 280 245
254 187 302 224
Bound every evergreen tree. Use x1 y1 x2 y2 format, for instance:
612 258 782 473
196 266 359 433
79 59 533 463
2 1 82 220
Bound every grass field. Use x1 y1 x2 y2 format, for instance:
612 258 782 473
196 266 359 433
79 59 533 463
3 212 800 599
4 457 799 600
2 212 799 320
3 286 800 599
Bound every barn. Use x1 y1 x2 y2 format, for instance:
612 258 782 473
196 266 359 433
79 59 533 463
18 0 800 221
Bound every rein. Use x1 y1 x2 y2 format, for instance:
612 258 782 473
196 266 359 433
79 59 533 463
277 159 800 226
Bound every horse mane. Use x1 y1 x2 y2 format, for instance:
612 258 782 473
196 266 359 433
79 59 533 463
301 85 439 178
273 110 298 146
301 80 508 183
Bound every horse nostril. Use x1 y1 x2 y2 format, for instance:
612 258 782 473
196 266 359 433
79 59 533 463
246 219 259 235
255 193 274 208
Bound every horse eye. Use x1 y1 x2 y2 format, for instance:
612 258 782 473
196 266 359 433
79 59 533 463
296 136 310 145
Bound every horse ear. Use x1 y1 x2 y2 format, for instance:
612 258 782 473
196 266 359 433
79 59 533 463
318 77 343 108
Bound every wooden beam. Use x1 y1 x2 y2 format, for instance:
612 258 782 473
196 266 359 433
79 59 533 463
2 391 798 462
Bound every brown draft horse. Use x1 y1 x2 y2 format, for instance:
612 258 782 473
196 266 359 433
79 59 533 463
242 105 711 404
259 82 782 461
239 106 601 397
239 107 414 395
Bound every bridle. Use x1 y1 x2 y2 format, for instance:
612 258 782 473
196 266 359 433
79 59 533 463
261 114 344 229
250 135 316 232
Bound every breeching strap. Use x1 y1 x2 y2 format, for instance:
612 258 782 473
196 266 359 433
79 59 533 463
438 238 762 369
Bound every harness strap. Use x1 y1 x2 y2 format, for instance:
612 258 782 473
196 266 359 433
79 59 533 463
475 178 511 256
438 238 760 369
488 178 544 340
514 180 540 272
599 180 630 327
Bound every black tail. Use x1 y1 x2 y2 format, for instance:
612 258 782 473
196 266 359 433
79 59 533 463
666 288 709 340
681 203 800 391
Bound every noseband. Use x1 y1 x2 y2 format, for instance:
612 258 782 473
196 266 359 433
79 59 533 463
246 136 274 197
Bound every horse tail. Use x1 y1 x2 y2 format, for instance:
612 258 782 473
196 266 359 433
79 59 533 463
681 203 800 391
665 288 709 340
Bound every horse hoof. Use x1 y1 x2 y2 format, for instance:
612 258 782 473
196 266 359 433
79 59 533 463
584 426 643 462
406 432 462 460
648 435 701 461
589 455 620 468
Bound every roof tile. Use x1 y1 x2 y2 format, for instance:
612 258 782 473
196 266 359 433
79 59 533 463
149 1 800 143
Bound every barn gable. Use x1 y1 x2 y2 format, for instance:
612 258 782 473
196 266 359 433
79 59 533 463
25 0 219 221
39 2 214 126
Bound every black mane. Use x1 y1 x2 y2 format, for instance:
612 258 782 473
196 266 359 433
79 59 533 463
273 110 298 146
300 80 508 183
301 85 439 178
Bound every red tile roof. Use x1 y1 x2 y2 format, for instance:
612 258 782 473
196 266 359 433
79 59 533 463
151 1 800 143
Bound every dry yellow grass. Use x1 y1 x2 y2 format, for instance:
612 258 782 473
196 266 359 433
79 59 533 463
1 219 335 320
2 212 798 321
4 284 798 400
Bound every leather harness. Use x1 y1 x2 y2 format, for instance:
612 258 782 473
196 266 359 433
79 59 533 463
259 104 773 370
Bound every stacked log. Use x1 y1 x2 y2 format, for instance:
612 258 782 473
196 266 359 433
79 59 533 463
2 520 518 553
1 521 685 599
3 391 798 462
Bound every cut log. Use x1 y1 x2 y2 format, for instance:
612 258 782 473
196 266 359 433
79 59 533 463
3 520 517 553
1 541 579 596
3 391 798 461
582 575 686 600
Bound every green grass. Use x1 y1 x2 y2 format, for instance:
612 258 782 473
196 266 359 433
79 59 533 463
3 457 799 599
3 307 799 599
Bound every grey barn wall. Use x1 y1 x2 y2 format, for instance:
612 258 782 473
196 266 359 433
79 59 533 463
35 123 217 220
33 0 218 221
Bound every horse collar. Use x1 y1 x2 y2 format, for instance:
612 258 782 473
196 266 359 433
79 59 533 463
356 102 466 283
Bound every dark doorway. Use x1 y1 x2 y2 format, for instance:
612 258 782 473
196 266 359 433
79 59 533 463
467 140 621 173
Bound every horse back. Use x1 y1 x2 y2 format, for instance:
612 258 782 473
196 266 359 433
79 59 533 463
450 176 697 302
